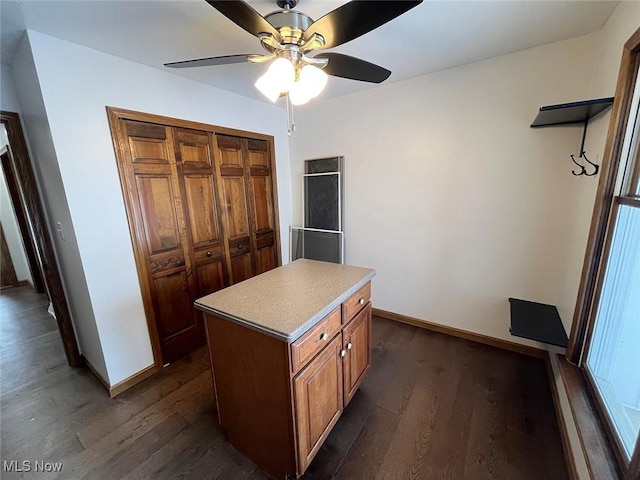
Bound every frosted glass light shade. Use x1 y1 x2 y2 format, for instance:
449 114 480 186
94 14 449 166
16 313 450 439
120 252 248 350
299 65 328 99
254 58 327 104
268 58 295 92
288 80 312 106
255 72 281 102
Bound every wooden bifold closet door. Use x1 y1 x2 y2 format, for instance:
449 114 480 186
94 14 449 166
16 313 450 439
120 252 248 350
214 135 278 283
108 109 280 366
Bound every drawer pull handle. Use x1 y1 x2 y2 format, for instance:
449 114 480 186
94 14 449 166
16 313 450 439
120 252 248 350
320 332 328 341
238 244 244 250
358 298 364 305
205 251 213 258
347 342 352 350
340 350 347 358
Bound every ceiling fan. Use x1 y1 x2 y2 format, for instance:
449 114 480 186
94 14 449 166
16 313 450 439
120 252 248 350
165 0 423 106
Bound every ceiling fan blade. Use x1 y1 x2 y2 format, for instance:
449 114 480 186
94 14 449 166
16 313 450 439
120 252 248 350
164 54 256 68
206 1 280 39
304 0 422 49
315 53 391 83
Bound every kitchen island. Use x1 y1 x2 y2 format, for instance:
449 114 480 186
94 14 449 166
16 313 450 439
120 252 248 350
195 259 375 479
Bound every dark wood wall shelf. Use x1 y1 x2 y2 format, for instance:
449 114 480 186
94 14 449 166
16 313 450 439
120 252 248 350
530 97 614 128
530 97 614 177
508 298 568 348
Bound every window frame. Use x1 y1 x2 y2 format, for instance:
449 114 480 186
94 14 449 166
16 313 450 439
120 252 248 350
567 27 640 479
583 196 640 468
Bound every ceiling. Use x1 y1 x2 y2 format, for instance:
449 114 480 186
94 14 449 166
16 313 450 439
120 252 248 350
0 0 619 104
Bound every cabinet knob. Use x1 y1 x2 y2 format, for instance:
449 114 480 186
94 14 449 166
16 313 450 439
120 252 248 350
340 350 347 358
347 342 352 350
205 251 213 258
238 244 244 250
358 298 364 305
320 332 328 341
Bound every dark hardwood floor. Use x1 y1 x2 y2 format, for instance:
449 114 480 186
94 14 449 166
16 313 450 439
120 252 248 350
1 285 568 479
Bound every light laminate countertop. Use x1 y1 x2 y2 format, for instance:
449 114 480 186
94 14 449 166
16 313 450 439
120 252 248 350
194 259 376 343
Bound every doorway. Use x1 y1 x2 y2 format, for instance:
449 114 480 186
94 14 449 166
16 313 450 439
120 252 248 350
0 146 44 292
0 223 20 288
0 111 81 367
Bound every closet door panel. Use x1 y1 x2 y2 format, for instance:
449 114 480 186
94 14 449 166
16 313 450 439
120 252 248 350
130 137 169 164
214 134 256 283
153 271 193 338
179 143 211 167
231 253 254 284
247 139 277 275
136 175 181 253
122 120 201 364
247 144 268 167
256 246 276 275
217 135 244 169
174 128 228 347
196 259 225 298
222 177 251 239
251 176 273 233
183 175 220 247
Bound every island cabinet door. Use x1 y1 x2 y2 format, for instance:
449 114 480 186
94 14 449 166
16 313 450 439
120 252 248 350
293 334 344 474
342 303 372 407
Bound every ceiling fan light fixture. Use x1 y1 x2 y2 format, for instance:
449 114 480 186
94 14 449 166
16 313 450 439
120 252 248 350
288 80 312 106
267 57 295 92
299 64 328 99
173 0 423 115
254 72 281 102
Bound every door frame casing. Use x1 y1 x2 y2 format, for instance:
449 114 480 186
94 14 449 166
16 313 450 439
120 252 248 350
0 111 82 367
106 107 282 368
0 148 46 293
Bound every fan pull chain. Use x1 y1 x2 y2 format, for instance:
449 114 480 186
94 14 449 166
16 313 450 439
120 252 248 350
286 93 296 136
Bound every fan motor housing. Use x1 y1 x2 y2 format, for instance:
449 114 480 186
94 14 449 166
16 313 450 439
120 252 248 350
265 9 313 45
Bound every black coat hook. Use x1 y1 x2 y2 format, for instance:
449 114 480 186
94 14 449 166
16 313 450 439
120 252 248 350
581 151 599 176
570 154 587 176
570 120 599 177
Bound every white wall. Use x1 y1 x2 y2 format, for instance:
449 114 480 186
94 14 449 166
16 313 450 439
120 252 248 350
290 33 599 348
11 33 109 381
21 30 292 385
1 64 21 112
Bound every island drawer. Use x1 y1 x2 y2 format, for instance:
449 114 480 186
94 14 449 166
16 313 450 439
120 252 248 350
291 307 342 373
342 282 371 324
